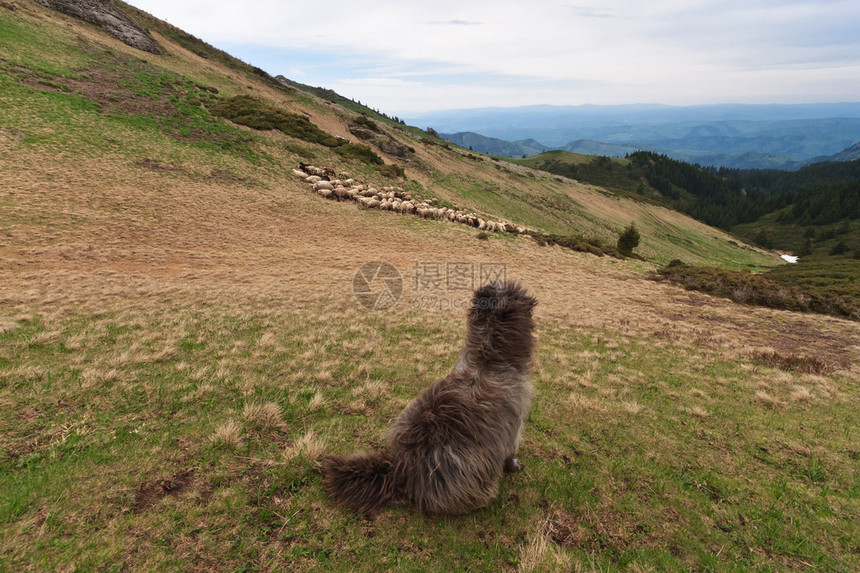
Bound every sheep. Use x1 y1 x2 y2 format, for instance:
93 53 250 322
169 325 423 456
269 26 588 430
297 164 529 237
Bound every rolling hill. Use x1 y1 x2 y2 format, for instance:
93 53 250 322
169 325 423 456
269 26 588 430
1 1 859 571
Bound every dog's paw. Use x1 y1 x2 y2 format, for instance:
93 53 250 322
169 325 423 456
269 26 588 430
504 457 524 473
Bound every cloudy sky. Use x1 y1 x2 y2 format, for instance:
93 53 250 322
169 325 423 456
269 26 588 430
127 1 860 115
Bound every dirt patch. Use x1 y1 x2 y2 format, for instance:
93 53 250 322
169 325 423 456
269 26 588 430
546 507 670 554
134 158 183 172
12 54 179 118
132 467 200 512
208 169 248 184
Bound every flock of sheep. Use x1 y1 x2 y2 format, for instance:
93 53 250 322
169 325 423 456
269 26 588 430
292 163 526 234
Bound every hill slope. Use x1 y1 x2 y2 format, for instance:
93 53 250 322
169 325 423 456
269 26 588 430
1 2 859 571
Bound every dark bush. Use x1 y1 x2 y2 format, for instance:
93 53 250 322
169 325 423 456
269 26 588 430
333 143 383 165
210 95 341 147
617 223 641 256
653 261 858 321
830 241 848 255
375 163 405 178
352 115 381 133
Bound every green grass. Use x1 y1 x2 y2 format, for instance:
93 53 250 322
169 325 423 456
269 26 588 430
4 306 857 571
0 14 91 76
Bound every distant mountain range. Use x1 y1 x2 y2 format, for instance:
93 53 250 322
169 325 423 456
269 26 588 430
409 103 860 170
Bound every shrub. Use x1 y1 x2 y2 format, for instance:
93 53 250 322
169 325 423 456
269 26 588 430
375 163 405 179
830 240 848 255
334 143 383 165
210 95 341 147
617 223 641 256
352 114 381 133
653 261 858 321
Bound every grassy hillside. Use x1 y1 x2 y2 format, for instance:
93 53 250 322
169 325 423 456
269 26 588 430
2 1 859 571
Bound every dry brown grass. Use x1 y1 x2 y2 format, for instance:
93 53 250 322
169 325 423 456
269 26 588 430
242 401 284 432
283 430 327 463
211 420 243 450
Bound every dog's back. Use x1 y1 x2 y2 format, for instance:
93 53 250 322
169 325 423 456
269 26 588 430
323 280 537 514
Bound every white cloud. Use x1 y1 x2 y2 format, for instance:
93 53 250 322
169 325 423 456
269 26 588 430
126 0 860 113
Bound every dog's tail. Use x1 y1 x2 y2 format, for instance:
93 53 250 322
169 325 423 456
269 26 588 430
322 452 399 514
465 280 537 371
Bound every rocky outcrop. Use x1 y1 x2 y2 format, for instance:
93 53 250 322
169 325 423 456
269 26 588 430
36 0 162 54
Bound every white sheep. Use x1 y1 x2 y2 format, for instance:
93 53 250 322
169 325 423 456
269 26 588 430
313 181 334 192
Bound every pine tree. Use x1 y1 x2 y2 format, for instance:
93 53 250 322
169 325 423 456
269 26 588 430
617 223 641 256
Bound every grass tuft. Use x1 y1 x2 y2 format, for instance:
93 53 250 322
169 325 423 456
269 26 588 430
211 420 244 450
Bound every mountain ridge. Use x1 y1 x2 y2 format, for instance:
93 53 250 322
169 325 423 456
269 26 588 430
412 104 860 169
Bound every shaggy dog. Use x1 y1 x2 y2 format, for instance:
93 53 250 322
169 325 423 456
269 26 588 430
323 280 537 514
